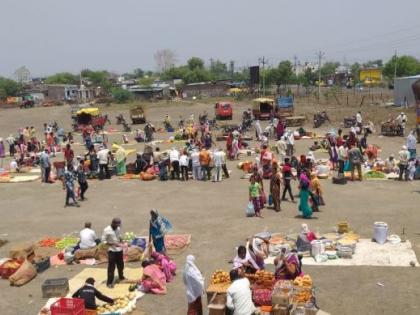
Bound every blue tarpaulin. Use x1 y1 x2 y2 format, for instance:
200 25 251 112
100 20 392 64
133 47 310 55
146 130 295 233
276 96 294 108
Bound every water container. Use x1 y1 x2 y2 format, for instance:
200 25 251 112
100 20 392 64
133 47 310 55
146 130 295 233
311 240 325 257
373 222 388 244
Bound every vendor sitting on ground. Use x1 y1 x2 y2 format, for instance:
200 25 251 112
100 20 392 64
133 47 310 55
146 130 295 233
247 234 270 270
233 245 260 274
296 223 317 252
72 277 114 310
384 155 398 174
140 260 167 295
274 248 302 281
79 222 100 250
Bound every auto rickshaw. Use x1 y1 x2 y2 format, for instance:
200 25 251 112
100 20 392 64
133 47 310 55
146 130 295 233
252 98 274 120
73 107 109 131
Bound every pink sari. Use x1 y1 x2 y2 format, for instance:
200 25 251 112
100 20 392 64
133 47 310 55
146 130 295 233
151 252 177 283
142 264 167 295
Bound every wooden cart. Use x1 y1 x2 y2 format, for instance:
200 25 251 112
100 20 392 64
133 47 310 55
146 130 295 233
380 122 403 137
285 116 305 127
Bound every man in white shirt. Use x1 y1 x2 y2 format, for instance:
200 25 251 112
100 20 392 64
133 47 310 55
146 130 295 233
337 143 348 175
179 150 189 181
286 130 295 156
79 222 99 250
97 146 110 180
396 112 408 135
226 269 256 315
276 136 287 162
169 147 180 180
398 145 410 181
190 149 201 180
406 130 417 159
102 218 125 288
212 148 224 182
356 111 362 125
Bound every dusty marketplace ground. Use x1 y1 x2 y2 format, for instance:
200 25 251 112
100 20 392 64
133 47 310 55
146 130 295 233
0 97 419 315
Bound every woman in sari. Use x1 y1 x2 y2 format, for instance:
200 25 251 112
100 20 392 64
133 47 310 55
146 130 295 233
183 255 204 315
298 169 312 219
151 252 176 283
274 249 302 280
140 260 167 295
270 162 282 212
260 145 273 179
149 210 172 254
226 132 233 159
310 172 324 209
115 146 127 176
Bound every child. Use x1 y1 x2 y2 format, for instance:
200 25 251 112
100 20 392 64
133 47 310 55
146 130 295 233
249 176 263 218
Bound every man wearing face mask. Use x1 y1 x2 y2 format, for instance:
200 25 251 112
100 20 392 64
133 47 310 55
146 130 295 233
102 218 125 288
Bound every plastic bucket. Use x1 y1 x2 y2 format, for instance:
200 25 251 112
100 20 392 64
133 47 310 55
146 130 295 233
373 222 388 244
310 240 324 257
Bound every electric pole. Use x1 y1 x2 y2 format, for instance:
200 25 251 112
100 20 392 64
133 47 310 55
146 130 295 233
393 50 397 81
259 56 267 96
316 51 325 100
294 55 298 76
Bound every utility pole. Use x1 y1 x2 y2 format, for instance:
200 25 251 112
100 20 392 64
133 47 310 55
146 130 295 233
393 50 398 81
293 55 298 76
259 56 267 96
316 51 325 100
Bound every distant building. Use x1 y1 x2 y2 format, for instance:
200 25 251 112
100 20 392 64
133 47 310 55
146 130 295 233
294 62 318 76
359 68 382 84
46 84 94 101
182 81 230 98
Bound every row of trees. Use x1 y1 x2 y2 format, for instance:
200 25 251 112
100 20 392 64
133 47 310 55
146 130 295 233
1 54 419 100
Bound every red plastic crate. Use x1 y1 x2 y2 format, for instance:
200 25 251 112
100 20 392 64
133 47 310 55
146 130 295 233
50 298 85 315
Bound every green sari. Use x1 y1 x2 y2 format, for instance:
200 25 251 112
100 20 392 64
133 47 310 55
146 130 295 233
299 187 312 219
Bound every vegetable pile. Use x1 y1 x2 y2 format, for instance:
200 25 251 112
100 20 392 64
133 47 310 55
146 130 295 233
55 237 79 250
364 170 386 179
211 270 230 284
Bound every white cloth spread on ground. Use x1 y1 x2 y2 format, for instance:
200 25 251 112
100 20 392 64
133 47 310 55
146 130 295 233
265 239 418 267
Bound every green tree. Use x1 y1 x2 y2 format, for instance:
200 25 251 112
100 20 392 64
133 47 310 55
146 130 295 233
133 68 145 78
383 55 420 79
111 87 132 103
266 61 293 92
320 62 340 77
209 59 229 80
80 69 112 92
45 72 79 85
138 76 155 87
0 77 22 99
187 57 205 71
184 68 211 84
351 62 361 83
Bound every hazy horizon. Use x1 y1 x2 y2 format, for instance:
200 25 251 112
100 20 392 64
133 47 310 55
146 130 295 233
1 0 420 77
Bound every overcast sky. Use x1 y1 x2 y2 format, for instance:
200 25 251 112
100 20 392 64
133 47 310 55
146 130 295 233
1 0 420 77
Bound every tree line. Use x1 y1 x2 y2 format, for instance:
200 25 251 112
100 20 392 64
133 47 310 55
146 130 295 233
1 54 420 100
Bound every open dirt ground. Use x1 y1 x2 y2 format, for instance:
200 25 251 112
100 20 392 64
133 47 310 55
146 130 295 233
0 98 419 315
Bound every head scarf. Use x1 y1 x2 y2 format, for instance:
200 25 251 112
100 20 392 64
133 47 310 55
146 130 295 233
301 223 310 234
183 255 204 303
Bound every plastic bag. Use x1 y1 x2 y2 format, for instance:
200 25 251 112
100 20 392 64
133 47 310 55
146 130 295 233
268 194 273 206
246 202 255 217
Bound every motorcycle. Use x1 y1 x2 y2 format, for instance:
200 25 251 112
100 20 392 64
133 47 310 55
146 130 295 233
116 114 126 125
122 121 131 132
313 112 330 128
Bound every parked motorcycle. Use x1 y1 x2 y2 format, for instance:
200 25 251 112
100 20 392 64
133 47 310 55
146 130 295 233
116 114 126 125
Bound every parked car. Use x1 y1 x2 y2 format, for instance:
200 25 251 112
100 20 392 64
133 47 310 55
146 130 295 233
215 102 233 120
